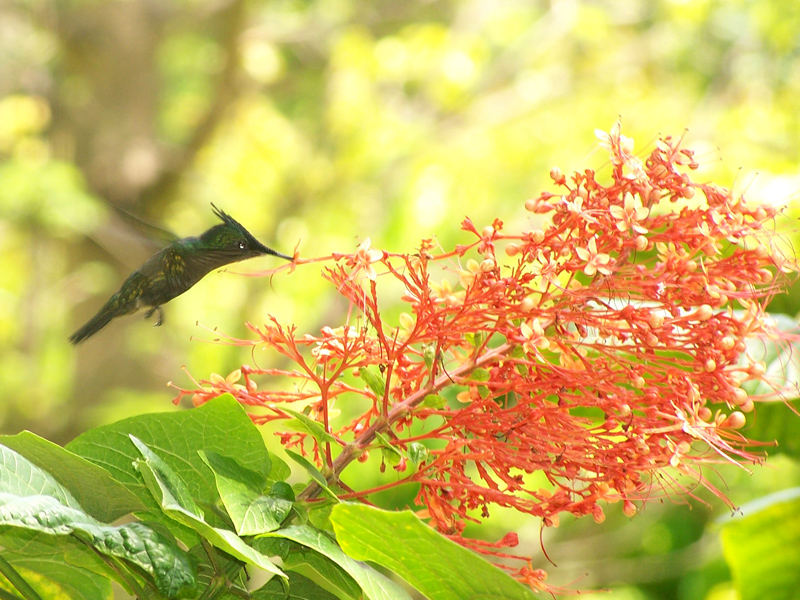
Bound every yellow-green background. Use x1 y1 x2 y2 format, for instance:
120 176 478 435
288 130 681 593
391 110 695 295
1 0 799 597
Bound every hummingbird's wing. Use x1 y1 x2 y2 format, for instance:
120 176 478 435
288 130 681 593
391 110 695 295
111 204 180 248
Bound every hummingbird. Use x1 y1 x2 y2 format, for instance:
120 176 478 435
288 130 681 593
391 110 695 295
69 204 292 344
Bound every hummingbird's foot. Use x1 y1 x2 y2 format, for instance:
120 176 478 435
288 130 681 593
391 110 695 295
144 306 164 327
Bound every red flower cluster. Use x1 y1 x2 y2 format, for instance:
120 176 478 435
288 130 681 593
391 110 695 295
175 124 796 586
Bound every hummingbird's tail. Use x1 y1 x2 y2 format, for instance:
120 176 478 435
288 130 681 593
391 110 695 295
69 303 119 344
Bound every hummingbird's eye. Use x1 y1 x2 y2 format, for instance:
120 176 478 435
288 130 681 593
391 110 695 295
238 241 246 250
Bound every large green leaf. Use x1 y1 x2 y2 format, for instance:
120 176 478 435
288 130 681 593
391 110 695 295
330 503 538 600
0 431 143 522
252 572 340 599
131 436 286 580
0 493 195 598
258 525 412 600
722 488 800 600
745 398 800 460
65 394 275 510
200 450 292 536
0 444 83 510
272 539 363 600
0 550 112 600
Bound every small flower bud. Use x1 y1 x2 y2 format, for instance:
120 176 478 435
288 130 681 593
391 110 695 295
505 243 520 257
635 235 648 251
480 258 496 272
531 229 545 243
750 361 766 376
592 504 606 523
694 304 713 321
623 500 637 517
720 336 735 350
524 198 538 212
482 225 495 239
520 296 535 312
698 406 712 421
731 387 748 405
550 166 564 184
704 359 717 373
722 411 746 429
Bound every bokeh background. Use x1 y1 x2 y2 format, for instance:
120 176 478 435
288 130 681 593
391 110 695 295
1 0 799 598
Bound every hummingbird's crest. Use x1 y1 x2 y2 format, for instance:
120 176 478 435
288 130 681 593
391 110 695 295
205 203 292 260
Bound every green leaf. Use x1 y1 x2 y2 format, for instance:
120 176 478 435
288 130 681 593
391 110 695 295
188 541 246 597
253 571 340 600
199 451 292 536
283 551 359 599
744 398 800 459
330 504 538 600
0 493 195 598
0 550 112 600
0 432 144 523
722 488 800 600
469 367 491 382
0 444 83 510
258 525 412 600
373 432 403 467
66 395 275 512
407 442 429 466
270 481 295 502
130 436 202 515
511 345 529 375
420 394 446 409
422 344 436 372
131 437 286 580
284 450 338 500
359 366 386 398
280 408 339 445
269 453 292 483
465 332 485 348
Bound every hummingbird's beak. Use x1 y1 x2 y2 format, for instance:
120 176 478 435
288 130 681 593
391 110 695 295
270 248 294 261
255 241 293 261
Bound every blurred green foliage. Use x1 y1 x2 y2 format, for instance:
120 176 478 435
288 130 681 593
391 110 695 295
1 0 799 597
